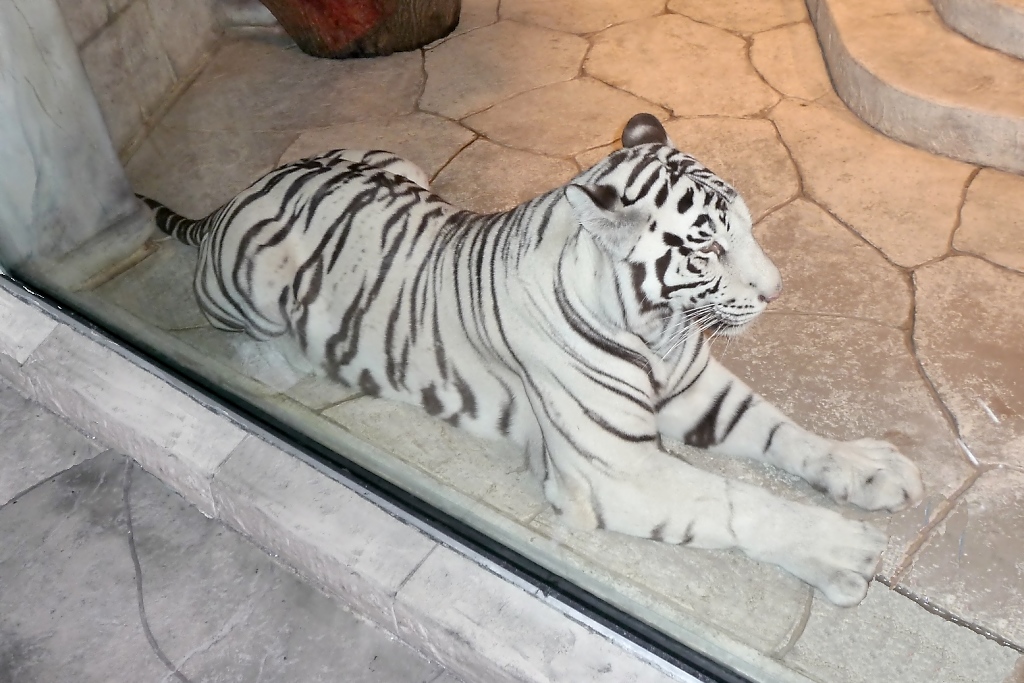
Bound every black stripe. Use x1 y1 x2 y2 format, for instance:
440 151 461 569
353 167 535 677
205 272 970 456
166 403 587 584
722 394 754 440
683 385 731 448
764 423 782 453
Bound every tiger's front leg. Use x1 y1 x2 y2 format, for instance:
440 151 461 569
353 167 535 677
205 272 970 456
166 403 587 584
656 355 924 512
525 370 889 606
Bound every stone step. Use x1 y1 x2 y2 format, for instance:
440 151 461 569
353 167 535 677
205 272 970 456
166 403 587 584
934 0 1024 60
807 0 1024 174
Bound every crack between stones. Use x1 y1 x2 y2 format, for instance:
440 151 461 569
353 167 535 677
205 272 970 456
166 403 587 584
121 36 227 164
467 133 579 167
317 390 367 414
906 273 971 465
78 243 163 293
576 34 593 80
442 40 592 122
769 586 814 660
875 578 1024 655
76 0 155 52
805 197 911 271
394 544 437 598
751 18 812 36
163 323 211 333
668 10 749 40
10 450 119 567
426 669 452 683
428 133 480 184
0 447 116 510
576 71 675 121
888 467 986 585
428 0 502 49
751 193 798 225
452 73 589 123
521 506 548 526
948 247 1024 277
764 113 806 199
414 48 429 112
123 459 194 683
765 99 957 283
161 579 273 683
947 167 982 253
743 33 785 103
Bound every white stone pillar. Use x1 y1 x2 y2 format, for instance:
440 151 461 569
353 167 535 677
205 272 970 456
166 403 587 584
0 0 151 287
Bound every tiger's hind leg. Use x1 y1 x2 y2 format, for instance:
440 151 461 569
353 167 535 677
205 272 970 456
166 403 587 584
656 356 924 513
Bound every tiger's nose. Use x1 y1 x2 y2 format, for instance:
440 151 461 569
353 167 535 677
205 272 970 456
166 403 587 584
758 283 782 304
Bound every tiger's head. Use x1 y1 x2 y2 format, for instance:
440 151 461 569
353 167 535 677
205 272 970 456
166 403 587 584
565 114 782 336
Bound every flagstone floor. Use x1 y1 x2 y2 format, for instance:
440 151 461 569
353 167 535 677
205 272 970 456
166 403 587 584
70 0 1024 680
0 378 459 683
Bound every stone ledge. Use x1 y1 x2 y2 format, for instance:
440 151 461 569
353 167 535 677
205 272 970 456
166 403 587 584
0 280 696 683
210 434 438 633
395 545 687 683
807 0 1024 174
933 0 1024 61
9 323 245 516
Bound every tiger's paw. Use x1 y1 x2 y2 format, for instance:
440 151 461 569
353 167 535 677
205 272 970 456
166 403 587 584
783 512 888 607
820 439 924 512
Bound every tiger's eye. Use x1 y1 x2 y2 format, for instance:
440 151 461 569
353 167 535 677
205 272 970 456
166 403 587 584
700 241 725 257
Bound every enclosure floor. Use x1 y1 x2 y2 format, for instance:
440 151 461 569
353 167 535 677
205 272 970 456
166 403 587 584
0 378 458 683
86 0 1024 680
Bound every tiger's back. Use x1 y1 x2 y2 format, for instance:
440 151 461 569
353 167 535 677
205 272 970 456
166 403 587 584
187 149 558 449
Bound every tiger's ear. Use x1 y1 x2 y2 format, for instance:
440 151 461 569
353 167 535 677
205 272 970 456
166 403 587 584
564 183 639 258
622 113 673 148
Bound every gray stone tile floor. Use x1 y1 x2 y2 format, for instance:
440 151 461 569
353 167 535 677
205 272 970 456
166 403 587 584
0 378 458 683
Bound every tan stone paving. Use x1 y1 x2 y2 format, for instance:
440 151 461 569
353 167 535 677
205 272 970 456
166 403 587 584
430 139 577 214
462 78 669 157
749 23 833 101
954 169 1024 272
445 0 498 39
913 257 1024 467
278 113 476 177
420 21 586 120
899 469 1024 646
126 125 299 216
783 585 1018 683
667 0 809 34
111 1 1024 680
501 0 664 35
753 200 910 326
769 98 974 268
162 41 423 132
586 15 780 117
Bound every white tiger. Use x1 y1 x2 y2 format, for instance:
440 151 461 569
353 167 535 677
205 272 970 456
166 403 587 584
139 115 923 606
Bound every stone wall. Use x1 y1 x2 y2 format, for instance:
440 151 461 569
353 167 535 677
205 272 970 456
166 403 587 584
55 0 222 157
1 0 151 278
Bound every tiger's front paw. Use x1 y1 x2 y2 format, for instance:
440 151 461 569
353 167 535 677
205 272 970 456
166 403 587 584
822 439 924 512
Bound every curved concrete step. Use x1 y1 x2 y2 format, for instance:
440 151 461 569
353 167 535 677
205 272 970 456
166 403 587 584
807 0 1024 174
934 0 1024 60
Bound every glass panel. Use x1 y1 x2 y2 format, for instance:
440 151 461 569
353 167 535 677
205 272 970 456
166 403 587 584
5 0 1021 681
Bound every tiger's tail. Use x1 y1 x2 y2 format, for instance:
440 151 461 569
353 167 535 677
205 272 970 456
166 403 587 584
136 194 213 247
